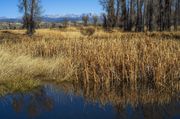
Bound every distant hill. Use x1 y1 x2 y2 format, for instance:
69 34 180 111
0 17 21 22
42 14 82 22
0 13 102 23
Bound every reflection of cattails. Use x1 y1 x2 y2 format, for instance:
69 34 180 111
43 97 54 111
12 96 23 113
28 104 38 118
54 82 180 119
59 81 180 108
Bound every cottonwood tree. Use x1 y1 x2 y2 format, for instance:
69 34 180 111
18 0 42 35
82 15 89 26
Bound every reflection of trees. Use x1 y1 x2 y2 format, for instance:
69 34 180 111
61 80 180 119
2 80 179 119
11 87 54 118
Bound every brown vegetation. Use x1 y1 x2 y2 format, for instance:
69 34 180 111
0 28 179 95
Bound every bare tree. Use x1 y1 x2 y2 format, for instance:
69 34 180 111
174 0 180 31
102 13 108 29
19 0 29 30
18 0 42 35
129 0 135 31
136 0 144 31
63 17 69 27
115 0 121 27
93 15 98 26
121 0 128 30
100 0 116 28
146 0 155 31
82 15 89 26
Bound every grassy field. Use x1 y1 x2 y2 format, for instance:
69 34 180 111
0 28 179 95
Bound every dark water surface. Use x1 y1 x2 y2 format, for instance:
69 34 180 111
0 83 179 119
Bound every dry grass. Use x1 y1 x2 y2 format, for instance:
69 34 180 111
0 28 179 94
0 50 74 81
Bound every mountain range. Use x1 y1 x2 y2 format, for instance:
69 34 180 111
0 13 101 23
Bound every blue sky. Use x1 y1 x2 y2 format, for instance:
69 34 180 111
0 0 103 18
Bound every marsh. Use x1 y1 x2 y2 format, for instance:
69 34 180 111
0 82 179 119
0 29 179 119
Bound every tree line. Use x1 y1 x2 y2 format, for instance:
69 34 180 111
18 0 179 35
100 0 180 31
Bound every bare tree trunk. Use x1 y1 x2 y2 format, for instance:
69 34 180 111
164 0 172 31
102 13 108 29
121 0 127 30
29 0 35 35
147 0 156 31
174 0 180 31
115 0 120 27
129 0 135 31
136 0 143 31
23 0 29 30
107 0 116 28
143 0 147 31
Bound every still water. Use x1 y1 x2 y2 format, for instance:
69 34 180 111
0 83 179 119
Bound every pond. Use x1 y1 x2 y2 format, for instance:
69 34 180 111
0 83 179 119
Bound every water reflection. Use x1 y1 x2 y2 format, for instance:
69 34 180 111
0 81 179 119
0 87 54 118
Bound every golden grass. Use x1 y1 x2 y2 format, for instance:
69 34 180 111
0 50 75 81
0 28 179 94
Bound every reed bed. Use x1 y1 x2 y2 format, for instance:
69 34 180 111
0 29 179 91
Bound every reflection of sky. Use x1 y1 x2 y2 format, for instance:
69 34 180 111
0 84 179 119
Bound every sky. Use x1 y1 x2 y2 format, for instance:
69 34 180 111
0 0 103 18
